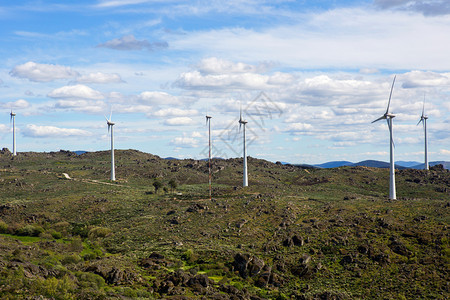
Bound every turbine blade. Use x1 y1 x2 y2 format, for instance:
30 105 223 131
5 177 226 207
386 75 396 114
371 115 385 123
239 105 242 122
104 115 109 122
422 93 426 116
417 119 422 126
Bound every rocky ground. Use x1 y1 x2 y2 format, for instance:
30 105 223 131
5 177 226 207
0 149 448 299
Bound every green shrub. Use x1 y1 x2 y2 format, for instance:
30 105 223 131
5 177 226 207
71 223 89 238
61 254 82 265
17 224 44 237
75 271 105 289
35 275 76 299
39 232 54 239
51 230 62 239
0 220 8 233
69 237 83 252
88 227 112 239
182 249 197 263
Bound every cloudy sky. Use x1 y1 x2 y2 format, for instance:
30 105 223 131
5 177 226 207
0 0 449 164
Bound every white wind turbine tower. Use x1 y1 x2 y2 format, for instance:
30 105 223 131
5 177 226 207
206 114 212 200
417 95 429 170
105 112 116 181
239 107 248 187
10 110 16 156
372 75 397 200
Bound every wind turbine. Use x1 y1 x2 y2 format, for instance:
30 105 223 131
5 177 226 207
206 114 212 200
105 112 115 181
239 106 248 187
372 75 397 200
417 95 429 170
10 110 16 156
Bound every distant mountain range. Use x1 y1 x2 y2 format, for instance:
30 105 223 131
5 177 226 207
312 160 450 170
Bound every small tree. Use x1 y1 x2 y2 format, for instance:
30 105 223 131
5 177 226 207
153 179 163 194
168 179 178 193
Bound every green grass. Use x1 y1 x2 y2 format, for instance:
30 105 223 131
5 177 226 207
0 233 42 244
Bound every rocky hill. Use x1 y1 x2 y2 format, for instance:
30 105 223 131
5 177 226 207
0 149 448 299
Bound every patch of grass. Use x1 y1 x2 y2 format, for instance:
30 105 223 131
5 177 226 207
1 233 42 244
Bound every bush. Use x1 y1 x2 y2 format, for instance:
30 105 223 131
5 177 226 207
0 220 8 233
51 230 63 239
39 232 54 240
17 224 44 237
76 271 105 289
35 275 76 299
153 179 163 194
61 254 82 265
71 223 89 238
88 227 112 239
69 237 83 252
182 249 197 264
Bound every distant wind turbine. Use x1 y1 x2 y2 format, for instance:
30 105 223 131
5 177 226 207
105 112 115 181
239 106 248 187
206 114 212 200
372 75 397 200
417 95 429 170
10 110 16 156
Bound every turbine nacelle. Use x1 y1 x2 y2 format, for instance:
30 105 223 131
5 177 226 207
10 111 16 123
105 114 115 132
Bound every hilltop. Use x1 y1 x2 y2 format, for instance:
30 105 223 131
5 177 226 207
0 149 448 299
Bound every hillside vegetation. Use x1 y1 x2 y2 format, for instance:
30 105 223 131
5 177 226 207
0 149 448 299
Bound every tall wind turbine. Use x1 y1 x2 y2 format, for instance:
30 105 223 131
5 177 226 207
239 107 248 187
10 110 16 156
105 113 115 181
372 76 397 200
206 114 212 200
417 95 429 170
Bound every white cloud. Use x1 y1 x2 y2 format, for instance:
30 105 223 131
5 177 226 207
175 70 294 90
170 136 199 148
153 108 198 117
439 149 450 155
171 8 450 71
1 99 30 109
76 72 124 84
23 124 92 138
97 34 168 51
54 100 106 114
48 84 104 100
333 141 356 147
374 0 450 16
191 131 202 138
284 123 313 133
96 0 149 8
10 61 79 82
363 151 388 156
0 124 9 133
401 70 450 88
138 91 180 105
196 57 272 74
164 117 195 126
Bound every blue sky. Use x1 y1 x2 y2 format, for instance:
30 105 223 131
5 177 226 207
0 0 449 164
